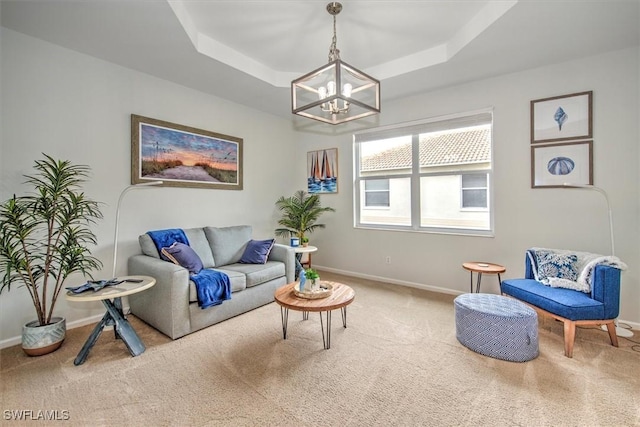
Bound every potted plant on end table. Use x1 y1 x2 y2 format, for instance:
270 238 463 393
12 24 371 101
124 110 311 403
0 154 103 356
274 190 335 244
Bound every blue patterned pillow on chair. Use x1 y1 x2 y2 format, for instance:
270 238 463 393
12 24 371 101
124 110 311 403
534 249 578 282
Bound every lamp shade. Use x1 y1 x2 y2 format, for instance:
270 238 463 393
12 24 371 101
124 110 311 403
292 59 380 125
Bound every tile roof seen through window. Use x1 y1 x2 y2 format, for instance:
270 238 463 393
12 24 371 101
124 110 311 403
361 126 491 171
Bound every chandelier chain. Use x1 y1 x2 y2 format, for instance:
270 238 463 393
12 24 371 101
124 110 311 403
328 8 340 62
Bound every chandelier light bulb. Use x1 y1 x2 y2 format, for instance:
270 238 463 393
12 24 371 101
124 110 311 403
327 81 336 96
342 83 352 97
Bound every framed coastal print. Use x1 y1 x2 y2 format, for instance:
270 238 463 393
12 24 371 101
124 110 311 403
531 141 593 188
131 114 243 190
307 148 338 194
531 91 592 144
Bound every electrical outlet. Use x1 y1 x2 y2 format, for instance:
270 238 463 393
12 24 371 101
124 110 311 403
385 256 391 264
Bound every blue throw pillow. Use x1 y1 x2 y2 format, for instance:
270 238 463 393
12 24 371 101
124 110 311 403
534 250 578 282
240 239 275 264
161 242 203 274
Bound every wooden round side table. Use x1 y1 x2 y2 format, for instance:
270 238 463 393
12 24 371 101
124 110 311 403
462 262 506 293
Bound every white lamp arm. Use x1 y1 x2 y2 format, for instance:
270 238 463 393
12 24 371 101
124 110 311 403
112 181 163 278
562 183 614 256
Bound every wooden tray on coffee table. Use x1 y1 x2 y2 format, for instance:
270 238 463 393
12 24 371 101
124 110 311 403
293 281 333 299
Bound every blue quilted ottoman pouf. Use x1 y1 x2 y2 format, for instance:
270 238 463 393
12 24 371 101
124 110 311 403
454 293 539 362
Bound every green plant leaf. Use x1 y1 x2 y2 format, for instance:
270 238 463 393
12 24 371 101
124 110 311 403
0 154 103 326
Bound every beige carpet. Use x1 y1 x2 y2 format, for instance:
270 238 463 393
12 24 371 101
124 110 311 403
2 271 639 426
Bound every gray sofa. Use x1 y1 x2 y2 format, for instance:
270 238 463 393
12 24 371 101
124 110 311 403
127 225 295 339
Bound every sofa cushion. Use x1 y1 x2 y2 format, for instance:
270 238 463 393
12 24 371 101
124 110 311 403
501 279 605 321
161 242 203 275
204 225 252 266
189 268 246 303
184 228 215 268
140 228 215 268
240 239 275 264
139 233 161 258
222 261 285 288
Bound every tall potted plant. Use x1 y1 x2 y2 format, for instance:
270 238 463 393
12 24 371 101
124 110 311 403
274 190 335 242
0 154 103 355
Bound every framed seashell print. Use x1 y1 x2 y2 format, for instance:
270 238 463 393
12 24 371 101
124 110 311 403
531 91 592 144
531 141 593 188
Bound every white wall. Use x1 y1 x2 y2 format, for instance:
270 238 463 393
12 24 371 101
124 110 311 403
307 47 640 326
0 28 299 344
2 27 638 347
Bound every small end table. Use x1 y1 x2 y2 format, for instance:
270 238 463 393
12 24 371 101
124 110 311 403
65 275 155 365
294 245 318 269
293 245 318 280
462 262 506 293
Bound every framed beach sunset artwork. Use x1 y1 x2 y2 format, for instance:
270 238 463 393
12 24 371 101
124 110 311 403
307 148 338 194
131 115 243 190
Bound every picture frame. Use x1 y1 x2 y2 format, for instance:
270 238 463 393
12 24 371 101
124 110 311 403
131 114 243 190
307 148 338 194
531 91 592 144
531 140 593 188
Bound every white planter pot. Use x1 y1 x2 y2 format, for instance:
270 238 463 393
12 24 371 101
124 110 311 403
22 317 66 356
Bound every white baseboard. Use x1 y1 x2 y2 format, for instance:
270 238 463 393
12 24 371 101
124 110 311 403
317 264 461 296
1 313 107 350
315 264 640 332
3 268 636 349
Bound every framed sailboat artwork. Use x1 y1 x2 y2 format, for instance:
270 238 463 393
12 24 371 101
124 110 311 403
307 148 338 194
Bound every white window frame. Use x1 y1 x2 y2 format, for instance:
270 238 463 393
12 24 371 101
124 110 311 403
364 179 390 208
354 109 494 236
460 173 489 211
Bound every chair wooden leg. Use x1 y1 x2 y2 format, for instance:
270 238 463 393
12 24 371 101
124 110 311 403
563 320 576 358
605 322 619 347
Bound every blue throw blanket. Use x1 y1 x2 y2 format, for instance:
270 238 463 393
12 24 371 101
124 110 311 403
147 229 189 256
191 269 232 309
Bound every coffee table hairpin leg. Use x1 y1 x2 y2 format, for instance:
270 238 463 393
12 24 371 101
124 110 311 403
319 307 348 350
280 307 289 339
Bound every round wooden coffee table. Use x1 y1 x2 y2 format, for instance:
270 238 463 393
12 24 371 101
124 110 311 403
274 281 355 349
462 262 506 293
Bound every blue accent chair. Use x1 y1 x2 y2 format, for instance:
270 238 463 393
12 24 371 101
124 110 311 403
501 251 621 358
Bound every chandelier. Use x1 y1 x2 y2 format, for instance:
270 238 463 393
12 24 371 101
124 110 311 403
291 2 381 125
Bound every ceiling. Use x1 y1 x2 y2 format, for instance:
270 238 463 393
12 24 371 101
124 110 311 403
2 0 639 129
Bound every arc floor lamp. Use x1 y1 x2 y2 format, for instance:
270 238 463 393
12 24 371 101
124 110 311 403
563 183 633 338
112 181 163 278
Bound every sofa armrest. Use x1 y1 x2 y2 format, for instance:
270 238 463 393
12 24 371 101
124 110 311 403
268 244 295 283
127 254 192 339
591 264 621 319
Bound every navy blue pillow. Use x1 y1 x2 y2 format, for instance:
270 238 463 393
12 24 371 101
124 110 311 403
161 242 203 274
240 239 275 264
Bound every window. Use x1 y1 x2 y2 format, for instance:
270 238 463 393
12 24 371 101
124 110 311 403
461 173 488 209
364 179 390 207
354 110 493 235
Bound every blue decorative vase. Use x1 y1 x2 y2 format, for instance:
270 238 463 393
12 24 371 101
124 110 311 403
299 273 306 291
